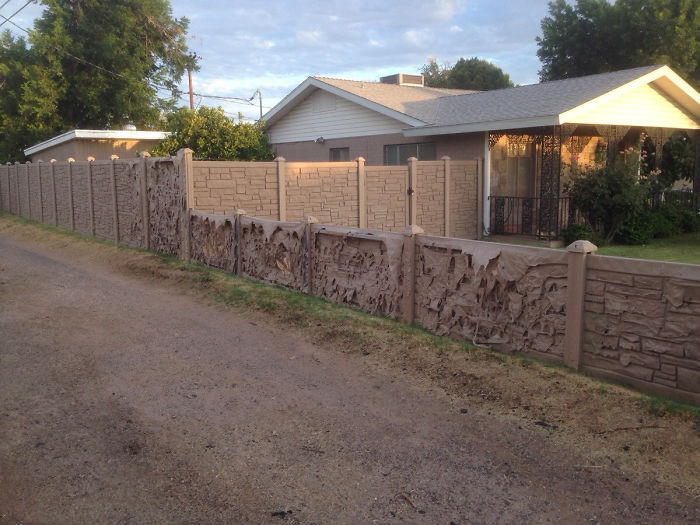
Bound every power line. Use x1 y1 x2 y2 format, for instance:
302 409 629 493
0 0 34 29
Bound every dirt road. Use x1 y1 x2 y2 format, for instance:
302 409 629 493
0 227 697 523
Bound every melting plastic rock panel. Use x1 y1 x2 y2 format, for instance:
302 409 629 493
239 216 305 291
147 158 182 257
189 213 235 271
310 226 405 318
414 240 568 357
115 162 143 248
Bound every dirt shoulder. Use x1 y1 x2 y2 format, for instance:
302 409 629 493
1 215 698 523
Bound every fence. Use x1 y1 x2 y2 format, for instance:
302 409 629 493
190 156 483 240
1 150 698 405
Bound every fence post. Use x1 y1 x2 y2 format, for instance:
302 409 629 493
303 215 319 294
357 157 366 228
67 159 75 230
564 240 598 370
234 209 246 276
87 157 95 237
407 157 418 226
400 224 424 324
37 162 44 223
50 160 58 226
276 156 286 221
110 155 120 243
139 152 150 249
442 156 451 237
25 162 31 219
177 149 193 263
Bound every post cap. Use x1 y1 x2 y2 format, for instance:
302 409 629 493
566 240 598 254
304 215 319 224
402 225 424 236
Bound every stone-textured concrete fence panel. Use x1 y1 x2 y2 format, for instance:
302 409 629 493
1 149 698 404
188 157 482 240
238 215 306 291
414 236 568 360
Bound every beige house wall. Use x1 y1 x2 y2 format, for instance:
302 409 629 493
271 132 484 165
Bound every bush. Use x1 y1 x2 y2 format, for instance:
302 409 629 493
561 223 604 246
679 209 700 233
567 155 648 243
615 211 654 245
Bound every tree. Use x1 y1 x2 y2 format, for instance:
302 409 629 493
420 57 514 90
0 0 196 162
536 0 700 87
151 106 275 161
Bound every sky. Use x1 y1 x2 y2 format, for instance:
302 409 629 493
6 0 553 123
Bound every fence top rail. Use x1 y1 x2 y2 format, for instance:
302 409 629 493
192 160 278 168
190 210 235 225
588 253 700 278
311 222 405 241
240 214 305 230
418 234 568 257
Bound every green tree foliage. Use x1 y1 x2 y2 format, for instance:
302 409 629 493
0 0 195 162
421 57 514 90
536 0 700 87
151 107 275 161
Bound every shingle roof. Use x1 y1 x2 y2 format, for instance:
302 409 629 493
312 77 475 123
428 65 663 127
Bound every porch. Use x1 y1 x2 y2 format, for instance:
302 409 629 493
485 125 699 240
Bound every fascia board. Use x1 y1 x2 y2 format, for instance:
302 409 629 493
402 115 560 137
263 77 427 129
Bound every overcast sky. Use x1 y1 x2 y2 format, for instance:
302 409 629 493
9 0 553 123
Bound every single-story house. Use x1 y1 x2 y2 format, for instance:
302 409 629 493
24 128 169 162
263 66 700 238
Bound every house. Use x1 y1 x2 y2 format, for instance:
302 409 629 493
264 66 700 238
24 128 169 162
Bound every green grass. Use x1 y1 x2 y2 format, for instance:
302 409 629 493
594 231 700 264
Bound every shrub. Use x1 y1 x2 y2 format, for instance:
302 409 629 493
679 209 700 233
561 223 604 246
615 211 654 245
567 155 648 243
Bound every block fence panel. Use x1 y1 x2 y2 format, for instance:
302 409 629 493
189 157 481 240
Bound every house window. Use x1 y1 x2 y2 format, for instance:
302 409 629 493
329 147 350 162
385 143 436 165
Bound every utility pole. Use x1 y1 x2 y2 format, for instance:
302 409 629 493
188 67 194 110
249 89 263 121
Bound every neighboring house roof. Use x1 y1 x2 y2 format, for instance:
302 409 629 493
264 65 700 139
24 129 170 156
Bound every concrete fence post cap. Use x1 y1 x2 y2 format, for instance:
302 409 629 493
235 208 247 216
356 156 365 162
567 240 598 254
67 158 75 163
304 215 319 224
402 225 424 236
441 155 451 160
87 156 95 162
274 156 286 162
110 155 119 160
139 151 151 158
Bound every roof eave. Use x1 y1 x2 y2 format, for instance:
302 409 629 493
24 130 169 156
402 116 562 136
